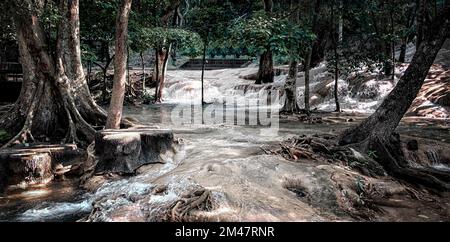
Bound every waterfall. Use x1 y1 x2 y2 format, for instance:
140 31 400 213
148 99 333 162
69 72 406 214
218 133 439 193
160 64 398 114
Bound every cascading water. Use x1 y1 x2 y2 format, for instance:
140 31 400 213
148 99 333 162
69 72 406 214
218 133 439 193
160 63 398 114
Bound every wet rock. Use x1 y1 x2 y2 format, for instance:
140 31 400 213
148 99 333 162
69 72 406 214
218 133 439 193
439 150 450 165
0 144 82 191
407 66 450 118
406 140 419 151
94 129 174 174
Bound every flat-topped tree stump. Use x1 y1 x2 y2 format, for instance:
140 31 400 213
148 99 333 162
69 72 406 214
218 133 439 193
94 129 174 174
0 144 82 191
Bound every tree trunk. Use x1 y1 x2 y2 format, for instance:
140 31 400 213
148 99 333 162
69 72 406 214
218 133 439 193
399 3 416 63
339 4 449 146
59 0 107 124
256 49 274 84
416 0 425 49
390 10 396 80
282 60 299 113
154 48 160 103
105 0 132 129
126 44 132 97
333 0 342 112
152 0 181 102
304 51 312 114
256 0 274 84
140 52 145 95
263 0 273 12
93 55 114 102
303 0 321 114
0 0 106 147
398 37 407 63
154 46 170 103
201 41 207 105
281 0 300 113
337 4 450 190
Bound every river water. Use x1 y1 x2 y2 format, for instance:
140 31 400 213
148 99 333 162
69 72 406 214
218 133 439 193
0 67 448 221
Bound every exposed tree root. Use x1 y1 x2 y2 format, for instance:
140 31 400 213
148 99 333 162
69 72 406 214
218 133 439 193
368 136 450 192
1 80 44 148
272 134 450 192
168 188 213 222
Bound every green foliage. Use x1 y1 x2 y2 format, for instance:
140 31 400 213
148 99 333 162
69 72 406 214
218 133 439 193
228 11 315 60
367 150 378 159
185 3 229 41
81 43 98 63
142 92 155 104
0 130 11 143
130 27 203 54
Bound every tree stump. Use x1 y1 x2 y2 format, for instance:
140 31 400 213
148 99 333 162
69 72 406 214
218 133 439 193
0 144 81 191
94 129 174 174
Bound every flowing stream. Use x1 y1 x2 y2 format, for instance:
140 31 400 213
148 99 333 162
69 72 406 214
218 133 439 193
0 67 449 221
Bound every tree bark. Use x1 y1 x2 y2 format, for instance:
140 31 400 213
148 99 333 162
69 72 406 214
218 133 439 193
399 3 417 63
0 0 106 147
154 46 171 102
153 0 181 102
339 4 449 146
398 38 407 63
416 0 425 49
282 60 299 113
256 47 274 84
333 0 342 112
106 0 132 129
201 40 207 105
140 52 146 95
256 0 275 84
303 0 321 114
390 9 396 80
281 0 300 113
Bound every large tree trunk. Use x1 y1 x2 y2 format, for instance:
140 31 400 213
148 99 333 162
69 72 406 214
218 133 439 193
282 60 299 113
0 0 106 147
153 0 181 102
337 4 450 191
416 0 425 49
256 48 275 84
339 5 449 146
332 0 342 112
62 0 107 123
154 46 171 103
399 4 417 63
303 0 321 114
281 0 300 113
106 0 132 129
398 38 407 63
256 0 274 84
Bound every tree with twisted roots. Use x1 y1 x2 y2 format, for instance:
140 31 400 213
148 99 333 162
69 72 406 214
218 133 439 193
0 0 109 148
338 3 450 191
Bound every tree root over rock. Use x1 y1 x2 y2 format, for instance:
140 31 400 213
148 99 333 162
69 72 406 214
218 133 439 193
168 188 213 222
271 133 450 191
265 134 385 177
